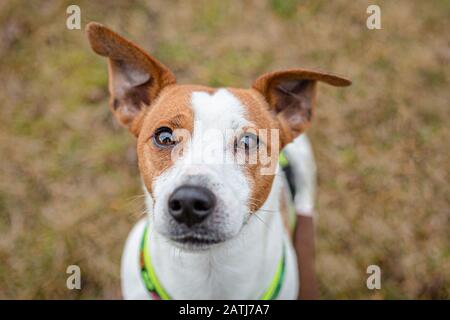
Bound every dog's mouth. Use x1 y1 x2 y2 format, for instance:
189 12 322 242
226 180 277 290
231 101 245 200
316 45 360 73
169 233 224 250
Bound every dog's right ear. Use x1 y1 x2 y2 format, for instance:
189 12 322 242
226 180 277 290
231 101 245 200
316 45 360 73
86 22 176 135
252 69 351 146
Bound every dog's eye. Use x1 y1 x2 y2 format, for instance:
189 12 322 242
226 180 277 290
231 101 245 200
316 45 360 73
153 127 176 147
235 133 259 152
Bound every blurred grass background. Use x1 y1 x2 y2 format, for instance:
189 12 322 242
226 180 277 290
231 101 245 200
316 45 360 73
0 0 448 299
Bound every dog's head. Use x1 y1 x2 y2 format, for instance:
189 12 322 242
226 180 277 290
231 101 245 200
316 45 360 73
86 22 350 250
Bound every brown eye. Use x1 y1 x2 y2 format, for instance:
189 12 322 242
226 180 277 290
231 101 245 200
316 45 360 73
153 127 175 148
235 133 259 152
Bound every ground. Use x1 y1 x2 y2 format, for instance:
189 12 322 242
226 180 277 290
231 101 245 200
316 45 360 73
0 0 448 299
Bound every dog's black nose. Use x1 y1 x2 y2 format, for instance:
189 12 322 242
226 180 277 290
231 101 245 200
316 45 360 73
168 185 216 227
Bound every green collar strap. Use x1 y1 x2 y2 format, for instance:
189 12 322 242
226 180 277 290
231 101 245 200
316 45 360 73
139 226 286 300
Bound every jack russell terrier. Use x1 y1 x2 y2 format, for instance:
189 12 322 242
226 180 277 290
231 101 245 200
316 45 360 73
86 22 351 300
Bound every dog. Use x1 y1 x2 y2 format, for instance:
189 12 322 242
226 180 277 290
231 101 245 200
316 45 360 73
85 22 351 300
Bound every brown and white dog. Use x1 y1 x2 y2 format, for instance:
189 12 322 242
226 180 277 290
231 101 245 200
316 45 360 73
86 22 350 300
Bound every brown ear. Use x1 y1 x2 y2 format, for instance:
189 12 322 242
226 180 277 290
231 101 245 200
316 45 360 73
252 68 351 145
86 22 176 135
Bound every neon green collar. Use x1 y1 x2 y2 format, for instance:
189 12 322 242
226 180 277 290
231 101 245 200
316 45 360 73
139 226 286 300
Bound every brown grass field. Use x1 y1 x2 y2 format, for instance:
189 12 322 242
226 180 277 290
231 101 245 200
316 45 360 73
0 0 448 299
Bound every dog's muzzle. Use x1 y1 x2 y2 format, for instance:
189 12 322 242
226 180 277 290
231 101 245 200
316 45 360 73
166 184 222 248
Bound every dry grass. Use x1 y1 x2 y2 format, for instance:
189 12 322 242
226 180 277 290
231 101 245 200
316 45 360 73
0 0 448 299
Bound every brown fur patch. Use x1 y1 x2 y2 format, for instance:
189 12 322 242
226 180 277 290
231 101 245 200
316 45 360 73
136 85 214 196
227 88 282 213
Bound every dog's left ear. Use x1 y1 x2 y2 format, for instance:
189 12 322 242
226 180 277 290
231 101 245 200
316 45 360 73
252 69 351 145
86 22 176 135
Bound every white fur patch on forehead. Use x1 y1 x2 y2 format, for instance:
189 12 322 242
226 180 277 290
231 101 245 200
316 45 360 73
191 89 249 130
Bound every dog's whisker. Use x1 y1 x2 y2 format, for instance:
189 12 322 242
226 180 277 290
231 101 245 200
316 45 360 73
256 209 276 213
252 212 268 227
246 199 277 214
125 194 146 203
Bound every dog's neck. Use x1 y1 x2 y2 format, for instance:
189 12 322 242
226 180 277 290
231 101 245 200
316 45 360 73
145 172 285 299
